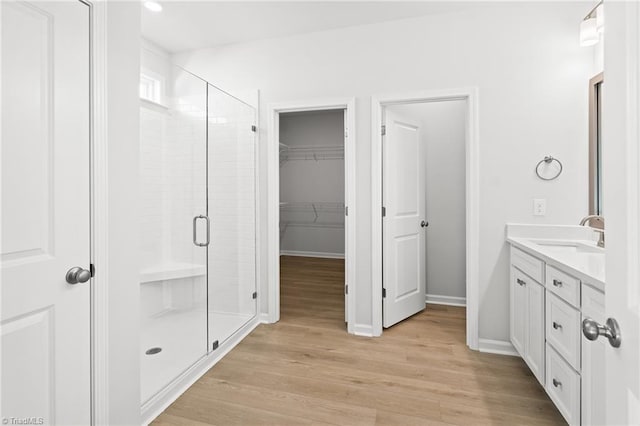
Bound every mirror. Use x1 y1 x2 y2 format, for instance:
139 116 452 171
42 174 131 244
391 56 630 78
589 72 603 215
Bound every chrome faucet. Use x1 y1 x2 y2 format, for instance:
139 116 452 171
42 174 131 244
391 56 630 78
579 215 605 248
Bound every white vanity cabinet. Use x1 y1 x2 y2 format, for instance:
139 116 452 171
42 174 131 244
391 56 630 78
510 260 545 385
508 245 606 426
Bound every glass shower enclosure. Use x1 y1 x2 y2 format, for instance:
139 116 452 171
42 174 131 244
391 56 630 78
139 62 257 404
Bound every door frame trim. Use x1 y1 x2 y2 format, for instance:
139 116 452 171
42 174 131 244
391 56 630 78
87 1 109 424
371 88 479 349
266 98 357 334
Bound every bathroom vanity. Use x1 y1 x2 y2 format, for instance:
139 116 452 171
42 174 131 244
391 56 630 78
506 224 606 426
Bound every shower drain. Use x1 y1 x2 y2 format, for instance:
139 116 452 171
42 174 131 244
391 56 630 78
145 347 162 355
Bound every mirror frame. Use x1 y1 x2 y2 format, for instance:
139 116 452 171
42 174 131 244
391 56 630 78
589 72 604 215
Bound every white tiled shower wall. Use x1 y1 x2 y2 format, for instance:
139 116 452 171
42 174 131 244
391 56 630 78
207 93 256 321
139 93 257 322
139 104 207 320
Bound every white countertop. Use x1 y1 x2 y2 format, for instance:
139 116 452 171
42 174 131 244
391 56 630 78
506 224 605 292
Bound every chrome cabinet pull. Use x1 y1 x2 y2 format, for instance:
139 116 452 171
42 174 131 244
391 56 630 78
193 215 210 247
516 278 526 286
553 279 563 287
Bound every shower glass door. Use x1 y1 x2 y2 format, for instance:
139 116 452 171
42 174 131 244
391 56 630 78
207 85 257 346
139 64 208 403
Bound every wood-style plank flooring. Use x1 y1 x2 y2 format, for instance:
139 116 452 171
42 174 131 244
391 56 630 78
153 256 564 425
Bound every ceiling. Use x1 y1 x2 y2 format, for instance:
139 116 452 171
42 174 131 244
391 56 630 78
141 1 476 53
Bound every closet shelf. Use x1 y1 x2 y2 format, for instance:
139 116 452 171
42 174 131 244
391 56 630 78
279 144 344 165
280 202 345 238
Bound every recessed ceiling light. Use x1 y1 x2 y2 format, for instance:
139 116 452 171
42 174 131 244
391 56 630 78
144 1 162 12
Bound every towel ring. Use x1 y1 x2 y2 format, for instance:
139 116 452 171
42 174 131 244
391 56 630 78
535 156 563 181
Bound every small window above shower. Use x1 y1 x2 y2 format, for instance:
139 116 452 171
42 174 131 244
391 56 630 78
139 70 164 107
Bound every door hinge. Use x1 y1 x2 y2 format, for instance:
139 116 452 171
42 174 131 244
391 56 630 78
251 125 257 132
345 206 348 216
345 285 348 295
252 291 257 299
345 129 348 138
382 206 386 217
211 340 219 351
90 264 95 278
381 125 386 136
382 288 387 298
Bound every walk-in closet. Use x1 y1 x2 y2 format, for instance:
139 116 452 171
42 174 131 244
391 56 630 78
279 110 346 326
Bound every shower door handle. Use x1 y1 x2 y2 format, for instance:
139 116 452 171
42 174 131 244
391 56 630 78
193 215 210 247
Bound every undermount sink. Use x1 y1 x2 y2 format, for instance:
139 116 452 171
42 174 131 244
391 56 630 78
531 240 604 255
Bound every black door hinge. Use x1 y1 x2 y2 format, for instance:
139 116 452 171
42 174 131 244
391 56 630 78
381 125 386 136
252 291 257 299
382 288 387 298
382 207 386 217
251 125 257 132
345 285 348 295
212 340 219 351
90 264 95 278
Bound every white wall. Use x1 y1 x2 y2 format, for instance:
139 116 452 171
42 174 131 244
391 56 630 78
105 2 141 424
174 2 596 342
387 101 467 302
280 110 345 256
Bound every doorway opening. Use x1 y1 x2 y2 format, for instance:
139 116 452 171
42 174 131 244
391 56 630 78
382 100 467 328
267 99 356 333
371 89 480 346
279 110 346 328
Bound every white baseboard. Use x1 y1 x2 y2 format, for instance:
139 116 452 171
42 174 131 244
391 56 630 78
426 294 466 307
280 250 345 259
352 323 374 337
141 317 261 425
259 312 271 324
478 338 519 357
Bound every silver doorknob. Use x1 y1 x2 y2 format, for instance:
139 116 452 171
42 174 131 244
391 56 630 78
66 267 91 285
421 220 429 228
583 317 622 348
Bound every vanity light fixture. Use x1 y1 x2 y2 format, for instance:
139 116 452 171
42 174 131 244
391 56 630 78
580 0 603 47
144 1 163 12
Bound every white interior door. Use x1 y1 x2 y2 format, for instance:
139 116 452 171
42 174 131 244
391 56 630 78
382 110 426 328
1 1 91 424
600 2 640 424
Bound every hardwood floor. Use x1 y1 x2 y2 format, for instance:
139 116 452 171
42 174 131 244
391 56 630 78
153 256 565 425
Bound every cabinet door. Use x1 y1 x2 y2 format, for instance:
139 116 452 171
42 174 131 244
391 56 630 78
510 267 527 356
582 285 607 425
525 280 545 386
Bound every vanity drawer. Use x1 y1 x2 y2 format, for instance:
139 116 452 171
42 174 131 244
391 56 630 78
546 291 581 370
546 265 580 308
511 247 544 283
546 344 581 426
